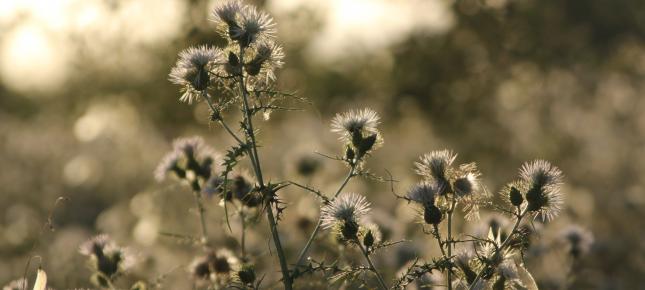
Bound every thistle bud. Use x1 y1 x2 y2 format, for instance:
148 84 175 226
237 264 256 284
357 133 377 156
341 220 359 240
525 186 546 212
363 230 375 248
423 204 443 225
509 186 523 207
345 146 355 162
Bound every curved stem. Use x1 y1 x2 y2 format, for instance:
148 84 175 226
467 207 528 290
236 46 292 290
357 241 388 290
293 166 355 271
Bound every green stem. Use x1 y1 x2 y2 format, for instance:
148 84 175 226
467 207 528 290
240 210 246 259
357 241 388 290
192 190 208 245
236 46 292 290
293 166 355 272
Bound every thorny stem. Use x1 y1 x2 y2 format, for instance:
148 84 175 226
236 46 292 290
467 207 528 290
432 224 447 257
447 197 457 290
357 241 388 290
293 166 356 272
192 190 209 245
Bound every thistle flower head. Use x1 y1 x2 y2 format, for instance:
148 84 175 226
321 193 370 230
155 136 220 182
451 162 482 198
211 1 275 47
415 150 457 193
245 40 284 81
519 160 564 221
169 46 222 103
331 108 383 161
407 181 438 207
560 225 594 258
79 235 135 277
190 249 240 285
331 108 380 138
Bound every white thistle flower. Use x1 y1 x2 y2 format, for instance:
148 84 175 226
321 193 371 229
519 160 564 221
169 46 223 103
407 181 437 207
154 150 182 181
245 40 284 81
331 108 380 139
415 150 457 193
519 160 563 192
211 1 275 46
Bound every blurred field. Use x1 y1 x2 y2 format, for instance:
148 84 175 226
1 0 644 289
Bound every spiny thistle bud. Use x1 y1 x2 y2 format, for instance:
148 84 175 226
226 52 242 75
341 220 360 240
237 264 256 284
423 204 443 225
363 230 375 248
345 146 355 162
509 186 523 207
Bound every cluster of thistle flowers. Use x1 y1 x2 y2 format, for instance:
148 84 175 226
168 0 283 106
320 108 384 245
77 234 139 289
401 153 572 289
189 249 257 288
155 136 261 207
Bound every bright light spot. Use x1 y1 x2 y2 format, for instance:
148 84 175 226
0 24 70 95
63 155 99 186
270 0 455 62
134 217 159 246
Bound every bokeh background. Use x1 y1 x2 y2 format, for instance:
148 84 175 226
1 0 644 289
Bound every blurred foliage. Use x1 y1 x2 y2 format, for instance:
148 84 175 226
1 0 644 289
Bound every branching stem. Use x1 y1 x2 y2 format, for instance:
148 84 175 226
236 46 292 290
293 166 355 272
357 241 388 290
